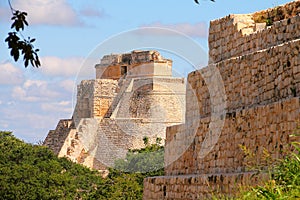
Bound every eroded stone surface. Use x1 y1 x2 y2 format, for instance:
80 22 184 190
43 50 186 170
144 1 300 199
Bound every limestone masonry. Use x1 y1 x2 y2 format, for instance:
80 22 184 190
143 1 300 199
44 50 186 170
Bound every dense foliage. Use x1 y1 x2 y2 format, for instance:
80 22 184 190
0 131 164 200
0 131 104 199
5 129 299 199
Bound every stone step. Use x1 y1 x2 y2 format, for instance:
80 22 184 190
143 172 268 200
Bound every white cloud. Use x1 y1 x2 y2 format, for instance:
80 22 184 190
11 0 82 26
40 56 84 77
0 62 24 85
41 101 72 113
12 80 60 102
12 86 27 100
0 59 77 143
24 79 44 89
1 78 74 142
139 22 208 38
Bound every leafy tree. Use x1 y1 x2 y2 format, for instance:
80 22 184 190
0 131 164 200
5 0 40 68
0 131 104 199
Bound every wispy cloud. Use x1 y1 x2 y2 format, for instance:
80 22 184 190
40 56 84 77
0 0 107 26
4 75 75 142
12 80 61 102
9 0 82 26
139 21 208 38
0 62 24 85
41 101 72 113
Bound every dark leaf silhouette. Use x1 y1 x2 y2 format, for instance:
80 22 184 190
5 0 41 68
194 0 215 4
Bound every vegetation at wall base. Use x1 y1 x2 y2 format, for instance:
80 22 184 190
3 129 298 199
240 139 300 200
212 133 300 200
0 131 163 200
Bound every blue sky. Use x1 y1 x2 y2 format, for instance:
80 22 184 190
0 0 293 143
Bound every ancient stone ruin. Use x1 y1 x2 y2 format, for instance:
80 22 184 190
43 50 186 170
143 1 300 199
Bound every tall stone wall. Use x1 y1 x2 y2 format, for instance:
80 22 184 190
192 39 300 118
144 1 300 199
209 1 300 64
165 97 299 176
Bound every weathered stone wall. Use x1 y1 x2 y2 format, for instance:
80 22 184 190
43 119 75 155
252 1 300 23
193 39 300 118
54 118 104 169
209 1 300 64
165 97 299 176
143 172 268 199
116 77 185 123
73 79 118 120
144 1 300 199
95 50 172 79
91 119 176 169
